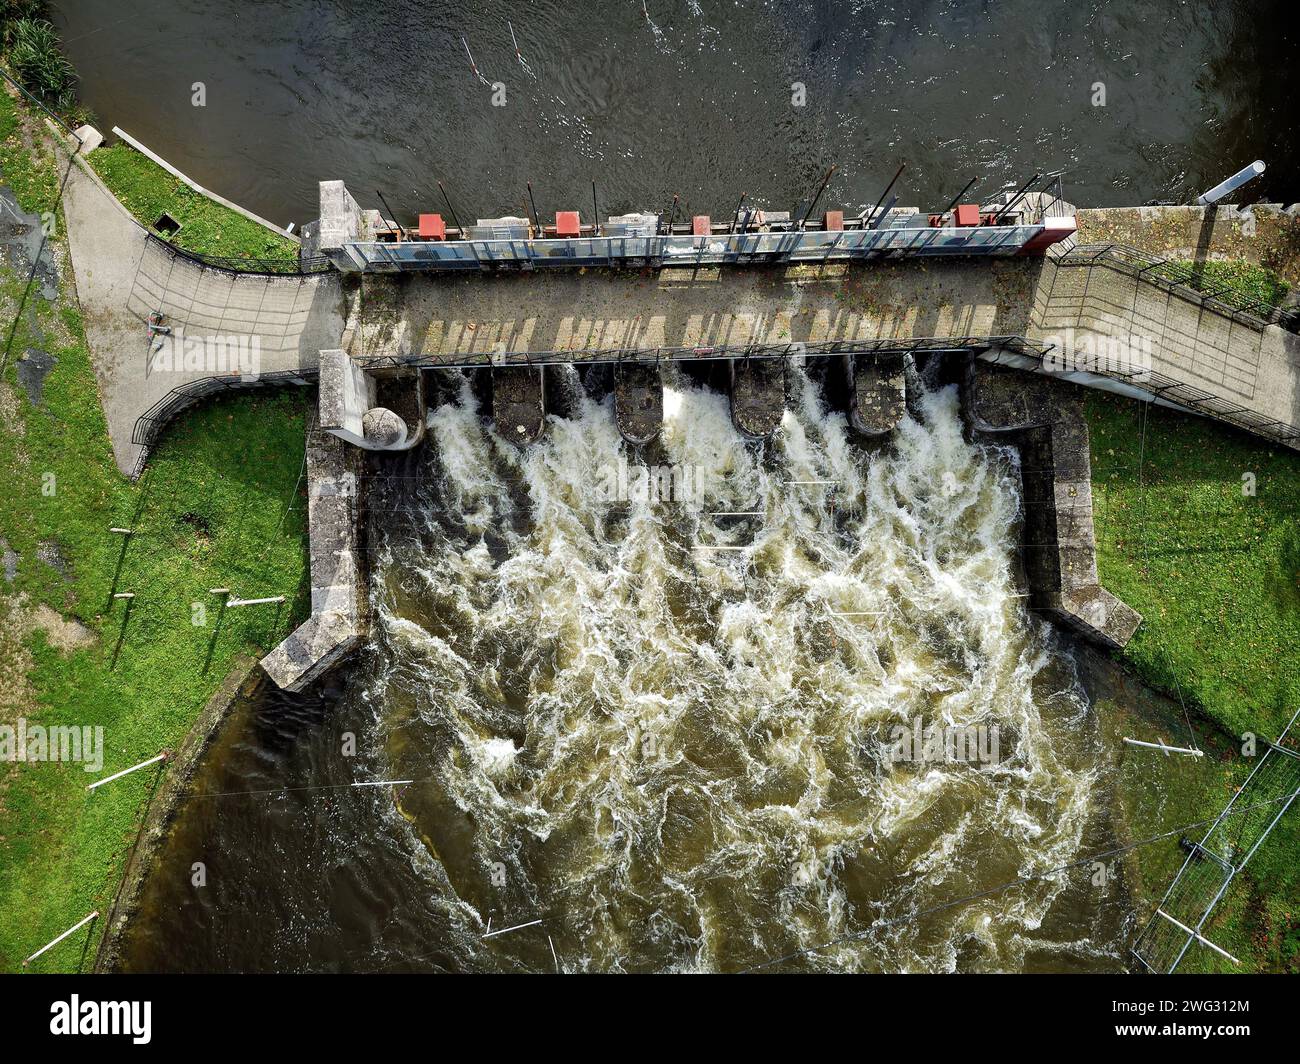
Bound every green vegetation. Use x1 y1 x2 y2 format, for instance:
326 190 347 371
88 142 299 261
0 84 309 971
1088 391 1300 971
6 18 72 111
1174 257 1292 312
1088 391 1300 739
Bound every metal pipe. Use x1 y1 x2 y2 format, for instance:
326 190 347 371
527 181 541 235
864 162 905 228
376 190 403 239
88 752 167 791
1123 737 1205 757
798 164 837 230
730 191 747 234
941 177 978 216
1194 161 1265 206
437 182 464 236
23 912 98 966
592 181 599 236
991 172 1042 224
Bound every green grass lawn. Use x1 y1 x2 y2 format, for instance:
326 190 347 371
1088 390 1300 971
0 84 310 972
1172 258 1292 312
87 141 299 262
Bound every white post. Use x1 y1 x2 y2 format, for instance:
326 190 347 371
23 911 98 966
225 595 286 608
1123 737 1204 758
483 918 543 939
109 527 133 535
1156 909 1240 965
113 592 135 600
1194 161 1265 206
87 751 167 791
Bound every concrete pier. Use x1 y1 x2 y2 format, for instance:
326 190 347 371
614 362 664 444
730 357 786 438
261 429 367 691
492 365 547 445
847 353 907 435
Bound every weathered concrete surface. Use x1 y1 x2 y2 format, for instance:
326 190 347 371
847 352 906 435
492 365 546 445
346 259 1040 362
261 430 366 691
614 361 663 444
1026 254 1300 446
730 357 786 438
318 347 375 446
966 361 1142 651
1078 203 1300 288
57 147 345 475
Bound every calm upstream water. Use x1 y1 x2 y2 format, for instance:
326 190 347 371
118 367 1132 972
54 0 1298 229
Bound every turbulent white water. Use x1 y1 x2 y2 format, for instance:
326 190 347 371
366 365 1101 972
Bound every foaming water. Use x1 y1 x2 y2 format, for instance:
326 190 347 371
366 366 1105 972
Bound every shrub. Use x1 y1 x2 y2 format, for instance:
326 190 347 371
7 18 75 111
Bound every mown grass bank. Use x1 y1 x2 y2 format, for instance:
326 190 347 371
1087 391 1300 971
88 141 299 261
0 85 310 972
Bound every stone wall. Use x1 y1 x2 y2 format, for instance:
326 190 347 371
260 429 367 691
965 360 1142 651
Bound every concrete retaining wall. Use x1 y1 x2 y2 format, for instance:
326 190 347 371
260 430 367 691
965 360 1142 651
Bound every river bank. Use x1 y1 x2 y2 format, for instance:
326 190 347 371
0 82 311 972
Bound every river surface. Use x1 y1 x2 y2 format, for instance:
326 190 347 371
119 366 1134 972
53 0 1298 229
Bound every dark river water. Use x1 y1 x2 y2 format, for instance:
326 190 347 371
54 0 1299 230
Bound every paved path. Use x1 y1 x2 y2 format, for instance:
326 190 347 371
58 147 344 475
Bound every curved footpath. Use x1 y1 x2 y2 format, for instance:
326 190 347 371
56 142 345 476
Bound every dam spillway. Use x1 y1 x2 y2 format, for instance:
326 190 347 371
123 364 1128 973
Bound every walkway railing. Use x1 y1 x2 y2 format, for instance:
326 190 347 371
145 233 331 276
351 334 1056 371
129 369 318 478
1132 711 1300 973
342 222 1046 273
1057 243 1299 331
